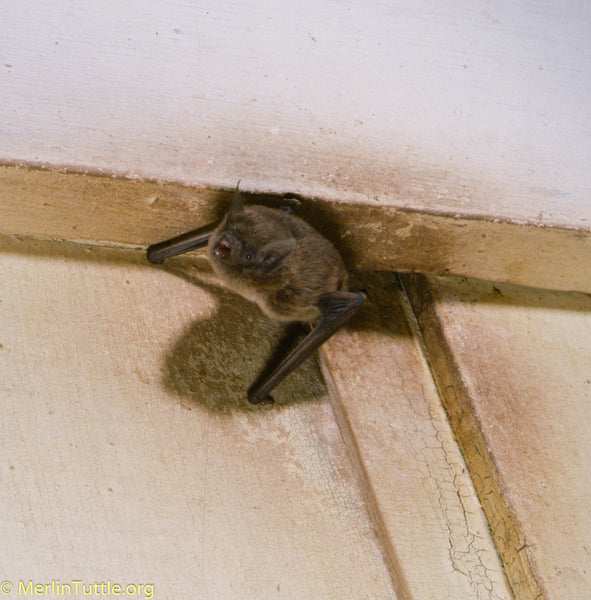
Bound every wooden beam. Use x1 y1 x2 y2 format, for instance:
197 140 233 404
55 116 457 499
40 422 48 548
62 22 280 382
2 164 590 293
320 273 512 599
404 273 591 599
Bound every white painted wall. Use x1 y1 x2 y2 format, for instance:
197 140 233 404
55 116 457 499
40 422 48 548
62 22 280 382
1 1 590 227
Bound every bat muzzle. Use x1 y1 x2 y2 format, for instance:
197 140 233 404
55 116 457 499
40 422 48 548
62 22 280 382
214 235 233 262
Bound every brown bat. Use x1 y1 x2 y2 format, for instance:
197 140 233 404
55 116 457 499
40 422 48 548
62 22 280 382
147 183 364 404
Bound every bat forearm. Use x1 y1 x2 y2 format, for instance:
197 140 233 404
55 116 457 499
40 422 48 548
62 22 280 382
147 225 215 264
248 290 364 404
248 327 323 404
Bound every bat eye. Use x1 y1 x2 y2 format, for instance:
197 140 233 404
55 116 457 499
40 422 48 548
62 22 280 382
245 251 254 261
214 236 233 261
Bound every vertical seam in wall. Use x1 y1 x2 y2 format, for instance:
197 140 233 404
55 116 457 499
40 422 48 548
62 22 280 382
319 352 414 600
398 273 544 600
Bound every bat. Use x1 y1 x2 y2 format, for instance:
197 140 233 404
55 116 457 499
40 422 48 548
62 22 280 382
147 183 364 404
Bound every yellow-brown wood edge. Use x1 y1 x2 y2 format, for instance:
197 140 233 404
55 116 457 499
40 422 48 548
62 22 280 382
401 273 544 600
2 163 590 293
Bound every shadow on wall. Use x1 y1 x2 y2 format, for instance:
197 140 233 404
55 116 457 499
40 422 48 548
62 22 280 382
158 262 413 414
159 261 329 413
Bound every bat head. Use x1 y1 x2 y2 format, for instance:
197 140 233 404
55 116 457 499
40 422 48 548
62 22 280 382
208 184 297 286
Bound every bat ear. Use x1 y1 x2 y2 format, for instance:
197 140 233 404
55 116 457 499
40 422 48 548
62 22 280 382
257 237 296 272
231 180 244 214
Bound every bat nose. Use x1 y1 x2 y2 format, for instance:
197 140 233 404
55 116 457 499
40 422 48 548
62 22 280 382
214 235 233 261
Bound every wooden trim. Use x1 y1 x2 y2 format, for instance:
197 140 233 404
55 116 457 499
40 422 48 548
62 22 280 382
2 164 590 294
